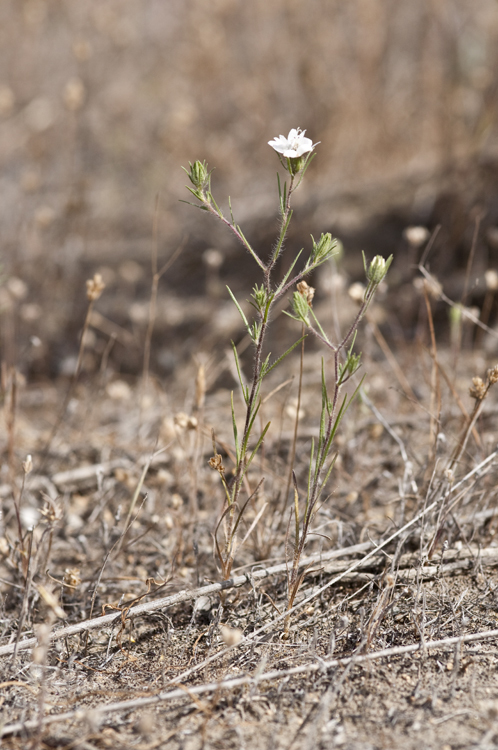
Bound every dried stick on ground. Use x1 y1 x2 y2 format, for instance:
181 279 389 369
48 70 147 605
0 542 372 658
3 450 495 660
3 628 498 739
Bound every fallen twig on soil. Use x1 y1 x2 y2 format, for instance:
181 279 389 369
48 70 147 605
3 628 498 738
0 542 372 657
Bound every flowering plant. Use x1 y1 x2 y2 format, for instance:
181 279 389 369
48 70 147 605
183 130 391 630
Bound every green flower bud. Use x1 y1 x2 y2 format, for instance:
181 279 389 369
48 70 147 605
187 160 210 190
364 254 393 285
292 289 311 325
251 284 267 312
310 233 338 266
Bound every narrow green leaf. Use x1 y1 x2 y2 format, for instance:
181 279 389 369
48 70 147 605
242 399 262 456
323 393 348 458
240 421 271 482
307 438 315 500
318 453 338 501
231 391 240 465
232 477 265 538
321 360 329 417
231 341 248 404
265 336 306 377
226 286 252 337
236 225 267 272
275 250 304 296
179 198 209 211
310 306 330 344
210 194 223 217
282 310 304 323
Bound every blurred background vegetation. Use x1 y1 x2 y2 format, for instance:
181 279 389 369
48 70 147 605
1 0 498 377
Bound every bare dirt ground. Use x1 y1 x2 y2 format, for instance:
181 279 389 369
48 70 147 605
2 322 498 750
3 2 498 749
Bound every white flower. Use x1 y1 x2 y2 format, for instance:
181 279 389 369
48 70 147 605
268 128 316 158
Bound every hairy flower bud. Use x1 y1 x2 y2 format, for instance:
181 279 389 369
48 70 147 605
292 289 311 325
187 160 209 190
366 255 392 285
251 284 268 312
310 233 338 266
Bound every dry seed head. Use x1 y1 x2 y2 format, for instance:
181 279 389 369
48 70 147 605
220 624 243 646
485 269 498 291
469 376 486 400
37 585 66 619
195 363 206 410
297 280 315 306
170 493 183 509
0 85 15 117
203 248 223 269
7 277 28 300
63 77 86 111
86 273 105 301
403 225 430 247
348 282 365 303
488 365 498 384
22 454 33 474
63 567 82 589
40 498 63 524
174 412 197 430
209 453 225 474
444 468 455 484
413 276 442 299
423 276 442 299
72 39 92 61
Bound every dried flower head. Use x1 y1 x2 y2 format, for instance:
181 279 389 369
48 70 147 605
403 226 430 247
37 585 66 620
40 498 63 524
220 624 243 646
488 365 498 384
22 454 33 474
63 568 82 589
209 453 225 474
63 77 86 111
469 376 486 400
296 280 315 306
86 273 105 301
413 276 443 300
195 363 206 410
174 412 198 431
348 282 365 303
444 468 455 484
485 269 498 291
